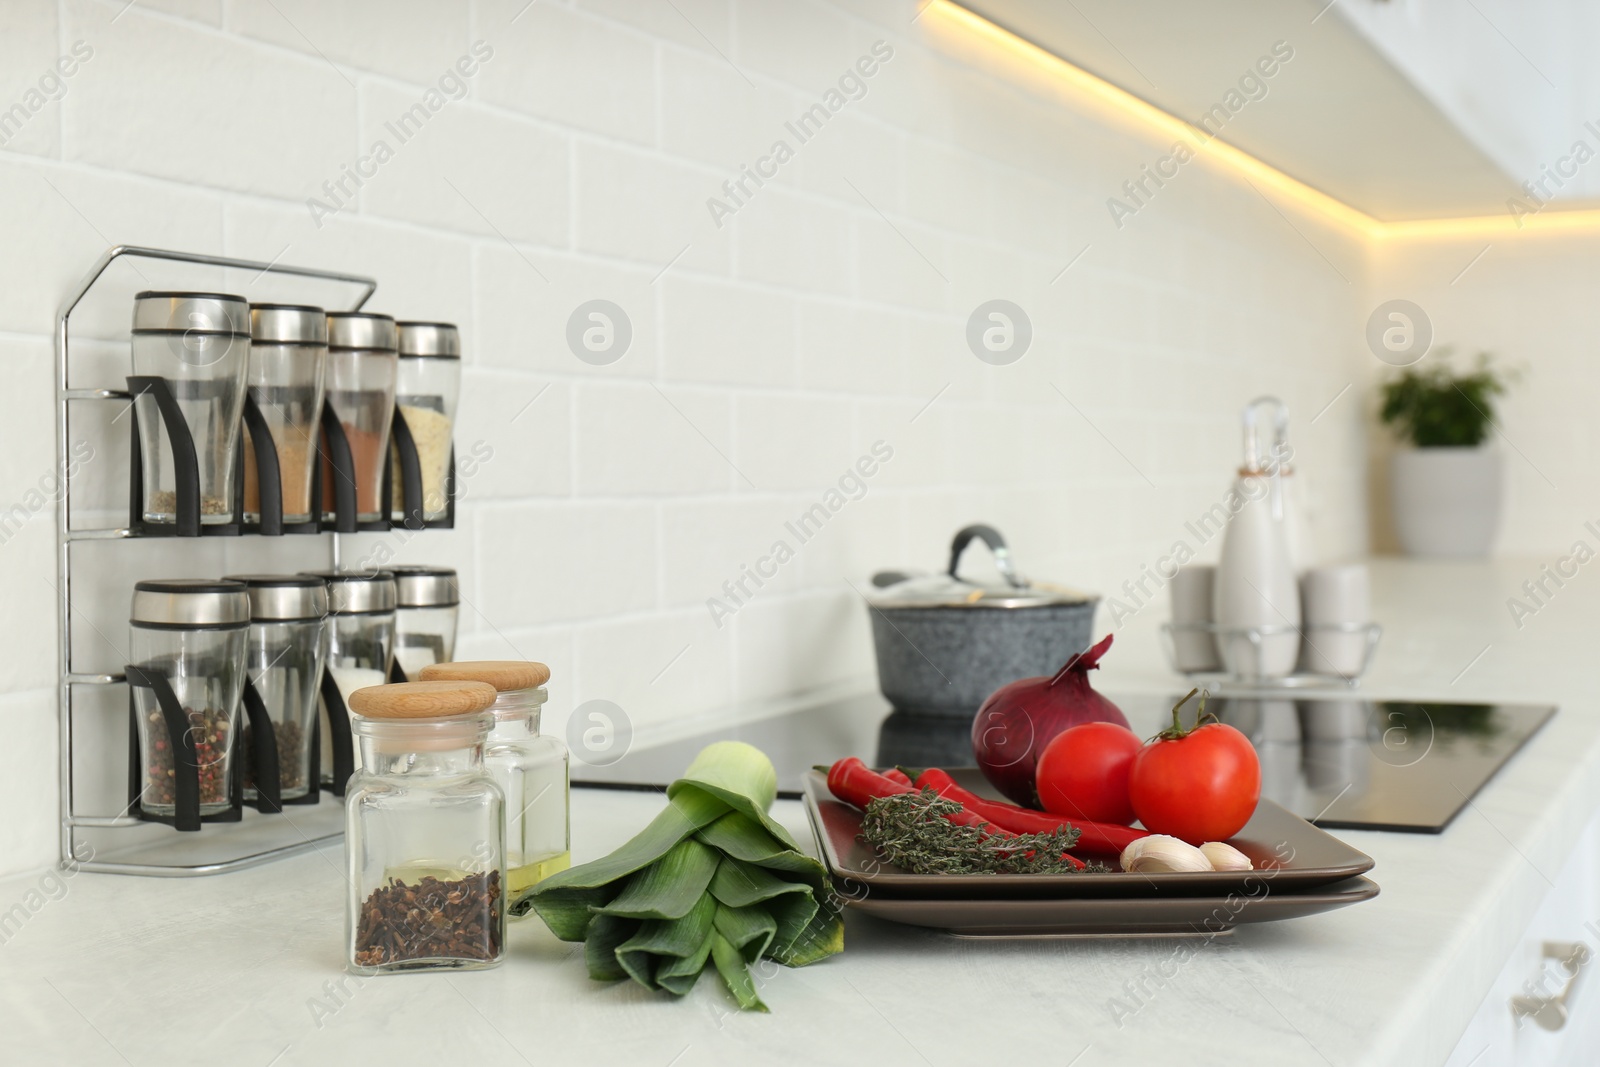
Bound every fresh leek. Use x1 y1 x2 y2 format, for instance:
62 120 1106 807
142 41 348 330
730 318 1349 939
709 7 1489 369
514 741 843 1011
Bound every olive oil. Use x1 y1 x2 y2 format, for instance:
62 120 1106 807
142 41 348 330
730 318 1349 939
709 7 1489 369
507 851 571 896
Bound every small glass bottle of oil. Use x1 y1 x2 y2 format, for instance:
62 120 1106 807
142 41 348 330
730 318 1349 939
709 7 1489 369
419 661 570 902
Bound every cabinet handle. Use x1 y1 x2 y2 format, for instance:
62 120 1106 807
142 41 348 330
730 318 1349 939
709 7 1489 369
1511 941 1591 1031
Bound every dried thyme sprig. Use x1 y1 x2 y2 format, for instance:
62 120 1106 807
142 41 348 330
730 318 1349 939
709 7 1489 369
858 788 1107 875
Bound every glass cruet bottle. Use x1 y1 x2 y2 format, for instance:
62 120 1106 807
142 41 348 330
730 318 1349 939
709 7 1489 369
343 680 504 975
418 660 570 900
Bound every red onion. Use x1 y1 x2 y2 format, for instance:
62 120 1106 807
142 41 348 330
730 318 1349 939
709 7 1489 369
970 634 1129 807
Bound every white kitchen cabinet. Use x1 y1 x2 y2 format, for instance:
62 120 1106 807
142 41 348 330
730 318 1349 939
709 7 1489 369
1447 807 1600 1066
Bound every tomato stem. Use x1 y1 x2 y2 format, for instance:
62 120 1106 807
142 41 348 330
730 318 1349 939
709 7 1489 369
1154 687 1217 742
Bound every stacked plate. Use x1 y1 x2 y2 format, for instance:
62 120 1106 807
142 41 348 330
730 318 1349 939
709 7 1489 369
801 768 1379 937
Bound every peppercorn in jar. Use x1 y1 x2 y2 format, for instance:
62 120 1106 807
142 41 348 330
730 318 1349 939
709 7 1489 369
344 680 505 975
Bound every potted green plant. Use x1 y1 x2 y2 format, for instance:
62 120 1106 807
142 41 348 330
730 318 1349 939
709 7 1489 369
1378 351 1514 557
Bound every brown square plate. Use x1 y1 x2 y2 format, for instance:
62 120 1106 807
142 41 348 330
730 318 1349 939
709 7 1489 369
802 767 1375 899
840 876 1381 937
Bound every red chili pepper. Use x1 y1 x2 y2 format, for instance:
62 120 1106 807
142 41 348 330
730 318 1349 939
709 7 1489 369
883 768 913 787
823 760 1086 868
824 759 999 833
825 757 911 809
914 768 1148 856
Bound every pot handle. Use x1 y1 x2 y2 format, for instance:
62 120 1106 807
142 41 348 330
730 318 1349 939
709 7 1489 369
948 524 1028 589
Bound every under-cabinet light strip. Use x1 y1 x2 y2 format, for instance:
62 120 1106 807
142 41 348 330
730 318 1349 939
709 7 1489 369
931 0 1600 241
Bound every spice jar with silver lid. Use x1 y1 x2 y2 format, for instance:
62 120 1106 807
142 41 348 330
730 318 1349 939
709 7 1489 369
391 322 461 524
130 291 252 526
243 305 327 527
127 579 251 818
386 564 460 679
419 661 569 898
301 570 396 790
224 574 328 802
322 312 398 525
345 680 505 975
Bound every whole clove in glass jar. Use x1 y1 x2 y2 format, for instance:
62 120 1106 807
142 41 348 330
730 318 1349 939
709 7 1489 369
224 574 328 802
386 565 459 679
301 570 396 786
418 661 568 898
344 680 505 975
322 312 398 524
243 305 327 525
391 322 461 524
128 579 251 816
130 292 252 525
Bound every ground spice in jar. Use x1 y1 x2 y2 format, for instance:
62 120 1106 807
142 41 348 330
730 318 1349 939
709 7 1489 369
353 871 503 966
391 405 453 516
242 719 307 793
143 705 232 807
322 423 385 517
147 490 231 518
243 430 314 520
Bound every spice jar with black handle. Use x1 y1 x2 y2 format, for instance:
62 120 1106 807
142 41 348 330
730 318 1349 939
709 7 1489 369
129 291 252 528
127 579 251 821
386 564 459 680
243 304 327 529
322 312 398 527
390 322 460 525
224 574 328 803
301 570 396 793
344 680 505 975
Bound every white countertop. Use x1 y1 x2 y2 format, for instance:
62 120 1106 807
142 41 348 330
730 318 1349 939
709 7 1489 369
4 559 1598 1066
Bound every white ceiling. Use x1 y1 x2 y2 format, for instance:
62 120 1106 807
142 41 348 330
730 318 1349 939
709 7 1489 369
956 0 1533 220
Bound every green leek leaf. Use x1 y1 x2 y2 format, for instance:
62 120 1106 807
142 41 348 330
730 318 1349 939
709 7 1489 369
521 742 843 1011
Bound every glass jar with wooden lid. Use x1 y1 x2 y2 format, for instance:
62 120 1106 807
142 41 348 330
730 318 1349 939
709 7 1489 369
344 680 504 975
419 660 569 898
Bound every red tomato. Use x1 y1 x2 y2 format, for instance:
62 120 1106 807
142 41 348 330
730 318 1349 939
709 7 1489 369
1035 721 1142 825
1129 691 1261 844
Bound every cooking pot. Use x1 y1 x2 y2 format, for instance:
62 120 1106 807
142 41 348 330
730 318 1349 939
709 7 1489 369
866 525 1098 719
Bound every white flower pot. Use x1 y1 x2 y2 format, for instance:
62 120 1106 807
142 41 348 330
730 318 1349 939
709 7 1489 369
1389 446 1502 557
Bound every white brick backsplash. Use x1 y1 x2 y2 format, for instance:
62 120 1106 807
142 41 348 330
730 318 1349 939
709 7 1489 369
796 298 901 394
574 381 735 495
734 393 856 491
227 0 469 84
0 159 225 338
0 690 60 877
455 371 572 499
733 0 856 90
475 1 656 145
223 200 476 332
660 274 796 387
473 243 661 378
731 589 871 703
660 495 808 608
573 0 732 56
474 501 656 627
735 186 853 295
357 86 569 247
62 0 355 200
0 1 63 159
571 610 734 728
659 46 797 174
143 0 222 24
573 141 732 275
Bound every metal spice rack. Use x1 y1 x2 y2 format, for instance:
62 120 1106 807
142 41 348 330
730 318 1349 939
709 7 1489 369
56 245 451 876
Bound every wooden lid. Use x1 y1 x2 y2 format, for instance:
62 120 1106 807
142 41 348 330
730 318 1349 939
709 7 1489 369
347 680 497 719
418 660 551 692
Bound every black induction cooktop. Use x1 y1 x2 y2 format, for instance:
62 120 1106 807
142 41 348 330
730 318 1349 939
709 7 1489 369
571 692 1555 834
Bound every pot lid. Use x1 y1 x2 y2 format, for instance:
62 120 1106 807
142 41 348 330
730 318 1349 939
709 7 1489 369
866 524 1095 609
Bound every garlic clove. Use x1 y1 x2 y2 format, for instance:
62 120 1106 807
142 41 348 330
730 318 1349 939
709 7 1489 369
1121 834 1214 874
1199 841 1253 871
